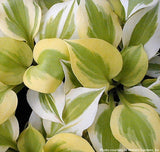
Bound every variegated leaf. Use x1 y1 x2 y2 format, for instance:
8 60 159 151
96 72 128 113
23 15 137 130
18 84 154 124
0 0 41 48
122 86 160 114
110 103 160 151
60 87 105 136
43 119 63 138
108 0 125 23
0 89 17 125
120 0 158 19
147 55 160 77
44 133 94 152
35 0 64 15
66 38 122 90
17 125 45 152
0 116 19 152
23 38 69 93
147 76 160 97
88 103 121 152
36 0 78 41
0 38 32 86
27 83 65 123
114 45 148 87
29 112 45 135
61 60 82 94
122 3 160 59
43 87 105 137
76 0 122 47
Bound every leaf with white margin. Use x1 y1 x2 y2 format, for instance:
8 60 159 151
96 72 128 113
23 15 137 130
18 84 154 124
122 4 160 59
0 0 41 48
147 76 160 97
0 116 19 152
110 103 160 151
44 133 94 152
37 0 78 41
76 0 122 47
66 38 122 90
23 38 69 93
0 90 17 125
17 125 45 152
35 0 64 15
0 38 33 86
147 55 160 77
29 111 45 135
88 103 121 152
61 60 82 94
60 87 105 136
123 86 160 114
27 83 65 124
120 0 158 19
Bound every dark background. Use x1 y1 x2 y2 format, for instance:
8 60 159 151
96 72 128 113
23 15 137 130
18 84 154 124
16 87 32 132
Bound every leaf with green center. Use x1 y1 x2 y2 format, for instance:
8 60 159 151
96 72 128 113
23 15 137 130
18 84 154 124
0 38 32 86
17 125 45 152
108 0 125 23
0 116 19 152
88 103 121 152
66 38 122 90
122 86 160 114
0 0 41 48
44 133 94 152
110 102 160 150
114 44 148 87
60 87 104 136
122 3 160 59
76 0 122 47
61 60 82 94
120 0 158 19
36 0 78 41
23 38 69 93
27 83 65 124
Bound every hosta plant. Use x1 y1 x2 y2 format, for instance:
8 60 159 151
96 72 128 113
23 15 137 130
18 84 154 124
0 0 160 152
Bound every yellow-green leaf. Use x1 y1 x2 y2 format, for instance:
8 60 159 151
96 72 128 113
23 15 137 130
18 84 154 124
110 103 160 151
66 38 122 89
0 37 33 85
17 125 45 152
44 133 94 152
23 38 69 93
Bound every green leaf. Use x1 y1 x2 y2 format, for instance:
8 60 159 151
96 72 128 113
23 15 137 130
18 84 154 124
17 125 45 152
114 44 148 87
0 116 19 151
